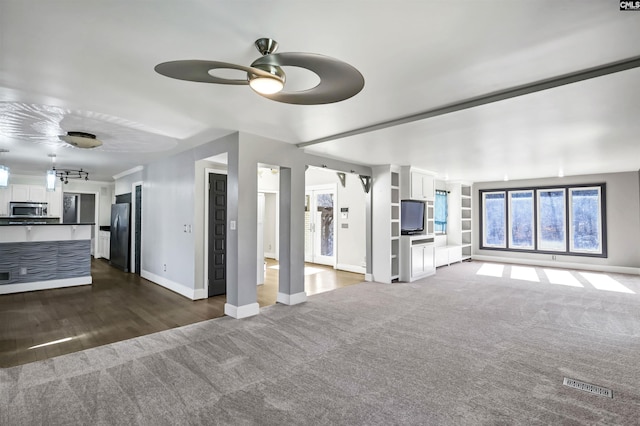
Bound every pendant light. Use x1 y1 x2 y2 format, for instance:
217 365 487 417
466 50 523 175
0 149 9 188
46 154 56 191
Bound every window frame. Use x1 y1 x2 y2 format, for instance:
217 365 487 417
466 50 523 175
479 183 606 258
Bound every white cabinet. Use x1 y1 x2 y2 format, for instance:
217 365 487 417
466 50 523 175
435 245 463 267
0 188 9 216
98 231 110 259
400 167 436 201
11 184 47 202
46 187 62 218
410 171 435 200
400 235 435 282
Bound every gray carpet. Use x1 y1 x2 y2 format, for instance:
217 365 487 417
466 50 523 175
2 261 640 425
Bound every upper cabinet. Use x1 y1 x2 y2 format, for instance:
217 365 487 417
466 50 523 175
11 184 47 202
46 187 62 218
400 167 436 201
0 188 9 216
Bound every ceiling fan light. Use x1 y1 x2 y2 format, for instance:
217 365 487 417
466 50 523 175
59 131 103 149
249 76 284 95
248 64 286 95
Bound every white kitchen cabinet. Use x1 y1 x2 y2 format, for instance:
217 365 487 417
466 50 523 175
11 184 47 202
0 188 9 216
400 235 435 282
98 231 110 259
46 187 62 218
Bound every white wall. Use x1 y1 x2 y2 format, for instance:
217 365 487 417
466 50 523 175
473 171 640 272
263 193 277 258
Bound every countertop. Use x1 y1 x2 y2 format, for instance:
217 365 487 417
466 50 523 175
0 222 95 226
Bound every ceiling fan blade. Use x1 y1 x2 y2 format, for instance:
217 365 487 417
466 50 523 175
154 60 254 85
251 52 364 105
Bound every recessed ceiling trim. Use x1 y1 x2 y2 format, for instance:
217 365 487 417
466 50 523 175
112 165 144 180
297 54 640 148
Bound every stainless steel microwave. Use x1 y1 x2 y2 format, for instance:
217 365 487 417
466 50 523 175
9 202 48 217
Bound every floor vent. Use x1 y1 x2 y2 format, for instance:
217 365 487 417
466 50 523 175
563 377 613 398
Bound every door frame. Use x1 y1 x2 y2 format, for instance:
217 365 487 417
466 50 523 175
130 181 143 274
305 183 338 267
204 167 228 298
63 189 100 257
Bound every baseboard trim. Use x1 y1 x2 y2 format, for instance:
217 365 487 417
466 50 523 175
264 252 277 259
0 276 92 295
365 273 373 282
193 288 207 300
141 270 198 300
336 263 366 274
224 302 260 319
472 255 640 275
276 291 307 305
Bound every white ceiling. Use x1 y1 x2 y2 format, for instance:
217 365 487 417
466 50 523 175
1 1 639 183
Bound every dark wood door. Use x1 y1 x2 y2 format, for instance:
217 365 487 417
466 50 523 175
208 173 227 296
134 185 142 275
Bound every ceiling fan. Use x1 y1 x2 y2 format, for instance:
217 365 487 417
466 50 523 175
154 38 364 105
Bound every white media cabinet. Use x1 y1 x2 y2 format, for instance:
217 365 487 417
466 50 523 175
400 234 436 282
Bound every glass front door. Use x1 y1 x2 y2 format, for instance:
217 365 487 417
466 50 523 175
305 187 336 266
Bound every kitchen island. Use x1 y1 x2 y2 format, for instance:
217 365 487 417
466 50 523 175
0 223 93 294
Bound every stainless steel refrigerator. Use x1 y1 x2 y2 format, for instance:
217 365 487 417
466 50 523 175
110 203 130 272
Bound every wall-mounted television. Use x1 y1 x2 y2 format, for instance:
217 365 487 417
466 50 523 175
401 200 425 235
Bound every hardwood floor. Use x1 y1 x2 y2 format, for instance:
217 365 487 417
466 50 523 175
257 258 364 307
0 257 363 368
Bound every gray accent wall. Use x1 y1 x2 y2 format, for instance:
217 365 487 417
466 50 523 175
129 130 371 309
473 171 640 269
0 240 91 284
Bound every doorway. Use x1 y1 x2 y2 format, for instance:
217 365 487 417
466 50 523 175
131 182 142 275
208 172 227 297
63 191 99 257
305 186 337 266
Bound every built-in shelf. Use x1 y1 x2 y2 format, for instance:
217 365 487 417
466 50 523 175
444 181 473 263
390 169 401 282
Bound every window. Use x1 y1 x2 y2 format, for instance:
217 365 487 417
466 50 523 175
569 187 602 254
480 184 606 257
482 191 506 248
508 190 534 249
538 189 565 251
435 190 448 233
